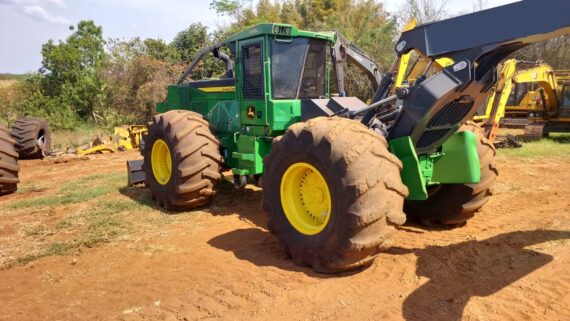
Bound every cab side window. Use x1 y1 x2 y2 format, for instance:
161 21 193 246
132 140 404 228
242 43 264 99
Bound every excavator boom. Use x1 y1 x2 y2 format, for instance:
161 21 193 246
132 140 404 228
332 32 382 97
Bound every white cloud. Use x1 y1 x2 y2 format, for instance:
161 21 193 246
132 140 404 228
21 5 70 24
0 0 70 24
0 0 65 7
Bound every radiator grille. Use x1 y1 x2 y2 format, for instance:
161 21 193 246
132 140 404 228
416 129 450 148
417 96 475 149
427 97 474 128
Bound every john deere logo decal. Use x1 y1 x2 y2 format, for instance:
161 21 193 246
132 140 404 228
247 106 256 119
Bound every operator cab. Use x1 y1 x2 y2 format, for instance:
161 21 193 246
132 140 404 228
159 24 337 136
160 24 379 138
560 84 570 117
223 24 338 133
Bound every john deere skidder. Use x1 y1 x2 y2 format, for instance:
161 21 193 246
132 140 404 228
139 0 570 272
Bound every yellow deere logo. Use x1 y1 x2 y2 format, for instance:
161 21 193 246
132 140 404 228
247 106 256 119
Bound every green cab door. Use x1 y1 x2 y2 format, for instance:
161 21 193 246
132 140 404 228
237 37 268 127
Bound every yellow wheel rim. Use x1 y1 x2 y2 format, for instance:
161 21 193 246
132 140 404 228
280 162 332 235
151 139 172 185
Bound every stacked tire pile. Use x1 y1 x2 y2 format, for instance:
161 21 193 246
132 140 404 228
0 118 51 195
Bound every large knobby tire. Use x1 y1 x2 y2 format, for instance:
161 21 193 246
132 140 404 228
143 110 222 210
11 117 51 159
0 125 19 195
262 117 408 273
405 121 499 226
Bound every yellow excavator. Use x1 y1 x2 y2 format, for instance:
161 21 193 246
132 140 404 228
473 59 570 141
501 62 558 119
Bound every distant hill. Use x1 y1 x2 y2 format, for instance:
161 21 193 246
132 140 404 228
0 73 25 81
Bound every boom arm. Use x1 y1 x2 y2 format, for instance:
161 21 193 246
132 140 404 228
478 59 519 142
332 32 382 96
387 0 570 154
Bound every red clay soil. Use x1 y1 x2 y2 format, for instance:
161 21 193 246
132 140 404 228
0 151 569 321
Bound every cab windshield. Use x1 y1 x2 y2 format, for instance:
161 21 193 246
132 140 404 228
271 37 326 99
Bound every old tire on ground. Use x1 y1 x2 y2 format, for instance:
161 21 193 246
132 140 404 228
11 117 51 159
262 117 408 273
0 125 19 195
404 121 498 226
143 110 222 210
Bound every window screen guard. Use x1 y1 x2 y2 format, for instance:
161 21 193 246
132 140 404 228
242 43 264 99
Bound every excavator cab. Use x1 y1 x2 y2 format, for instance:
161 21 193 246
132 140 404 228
560 84 570 117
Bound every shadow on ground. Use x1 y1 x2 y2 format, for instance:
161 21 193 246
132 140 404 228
118 185 170 214
118 180 570 292
120 178 362 277
118 178 265 220
206 180 362 277
386 229 570 321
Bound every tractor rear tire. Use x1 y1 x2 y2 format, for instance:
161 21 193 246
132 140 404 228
143 110 222 210
11 117 51 159
0 125 19 195
262 117 408 273
404 121 498 226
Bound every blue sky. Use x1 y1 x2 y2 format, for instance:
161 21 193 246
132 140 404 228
0 0 518 73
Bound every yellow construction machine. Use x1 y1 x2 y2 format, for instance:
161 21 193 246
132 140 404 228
76 125 147 156
473 60 570 141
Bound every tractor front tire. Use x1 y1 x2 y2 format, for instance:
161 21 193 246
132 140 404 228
11 117 51 159
404 121 498 226
262 117 408 273
0 125 19 195
143 110 222 210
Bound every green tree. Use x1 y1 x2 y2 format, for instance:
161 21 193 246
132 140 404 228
170 23 227 80
16 74 79 130
170 23 209 62
102 38 184 124
10 20 107 129
40 20 107 120
144 38 180 61
397 0 449 25
210 0 253 26
514 36 570 69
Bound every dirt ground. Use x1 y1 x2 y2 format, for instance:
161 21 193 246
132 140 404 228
0 149 569 321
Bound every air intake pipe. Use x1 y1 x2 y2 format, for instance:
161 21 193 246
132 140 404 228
213 48 234 79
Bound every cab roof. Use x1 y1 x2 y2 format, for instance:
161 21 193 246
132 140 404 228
222 23 336 45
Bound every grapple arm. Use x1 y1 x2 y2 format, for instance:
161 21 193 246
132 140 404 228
388 0 570 154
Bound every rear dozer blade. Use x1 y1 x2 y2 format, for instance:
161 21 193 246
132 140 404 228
523 124 545 142
127 159 145 187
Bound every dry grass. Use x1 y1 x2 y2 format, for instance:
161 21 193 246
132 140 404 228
1 169 181 268
498 133 570 158
0 80 17 88
51 126 112 152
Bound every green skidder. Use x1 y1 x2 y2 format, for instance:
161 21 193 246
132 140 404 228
139 0 570 273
